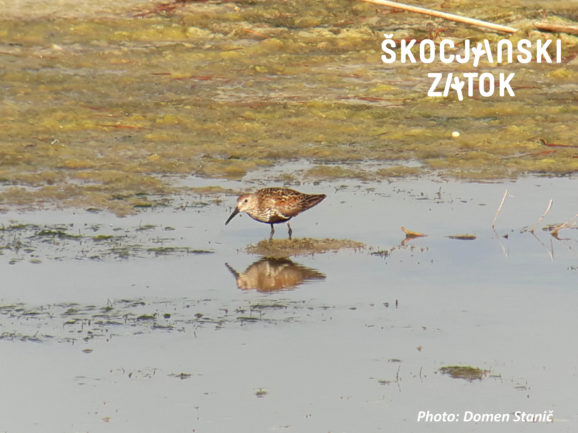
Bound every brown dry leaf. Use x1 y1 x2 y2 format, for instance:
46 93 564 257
401 226 427 238
551 227 565 240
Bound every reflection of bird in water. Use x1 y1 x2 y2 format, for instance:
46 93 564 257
225 258 326 292
225 188 326 240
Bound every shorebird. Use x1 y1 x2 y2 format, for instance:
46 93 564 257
225 187 326 240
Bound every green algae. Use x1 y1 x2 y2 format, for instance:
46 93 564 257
439 365 489 381
147 246 213 256
246 238 365 258
35 229 82 240
0 220 213 262
0 0 576 213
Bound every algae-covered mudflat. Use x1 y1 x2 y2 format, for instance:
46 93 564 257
1 0 577 213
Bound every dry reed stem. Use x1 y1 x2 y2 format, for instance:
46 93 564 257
360 0 517 33
530 199 553 233
529 230 554 262
492 189 509 230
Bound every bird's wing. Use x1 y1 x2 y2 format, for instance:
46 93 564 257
269 192 300 219
274 192 325 219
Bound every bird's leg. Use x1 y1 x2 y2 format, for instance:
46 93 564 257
287 222 293 240
269 224 275 241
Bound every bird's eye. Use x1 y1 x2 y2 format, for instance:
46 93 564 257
243 199 248 203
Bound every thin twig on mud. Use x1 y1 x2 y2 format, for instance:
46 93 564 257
534 22 578 36
133 0 196 18
540 138 578 149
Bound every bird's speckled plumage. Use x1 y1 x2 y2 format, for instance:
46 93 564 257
225 187 326 240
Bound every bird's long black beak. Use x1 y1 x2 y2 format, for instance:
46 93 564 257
225 207 240 225
224 263 240 279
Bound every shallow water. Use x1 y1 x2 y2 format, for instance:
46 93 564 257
1 173 577 432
